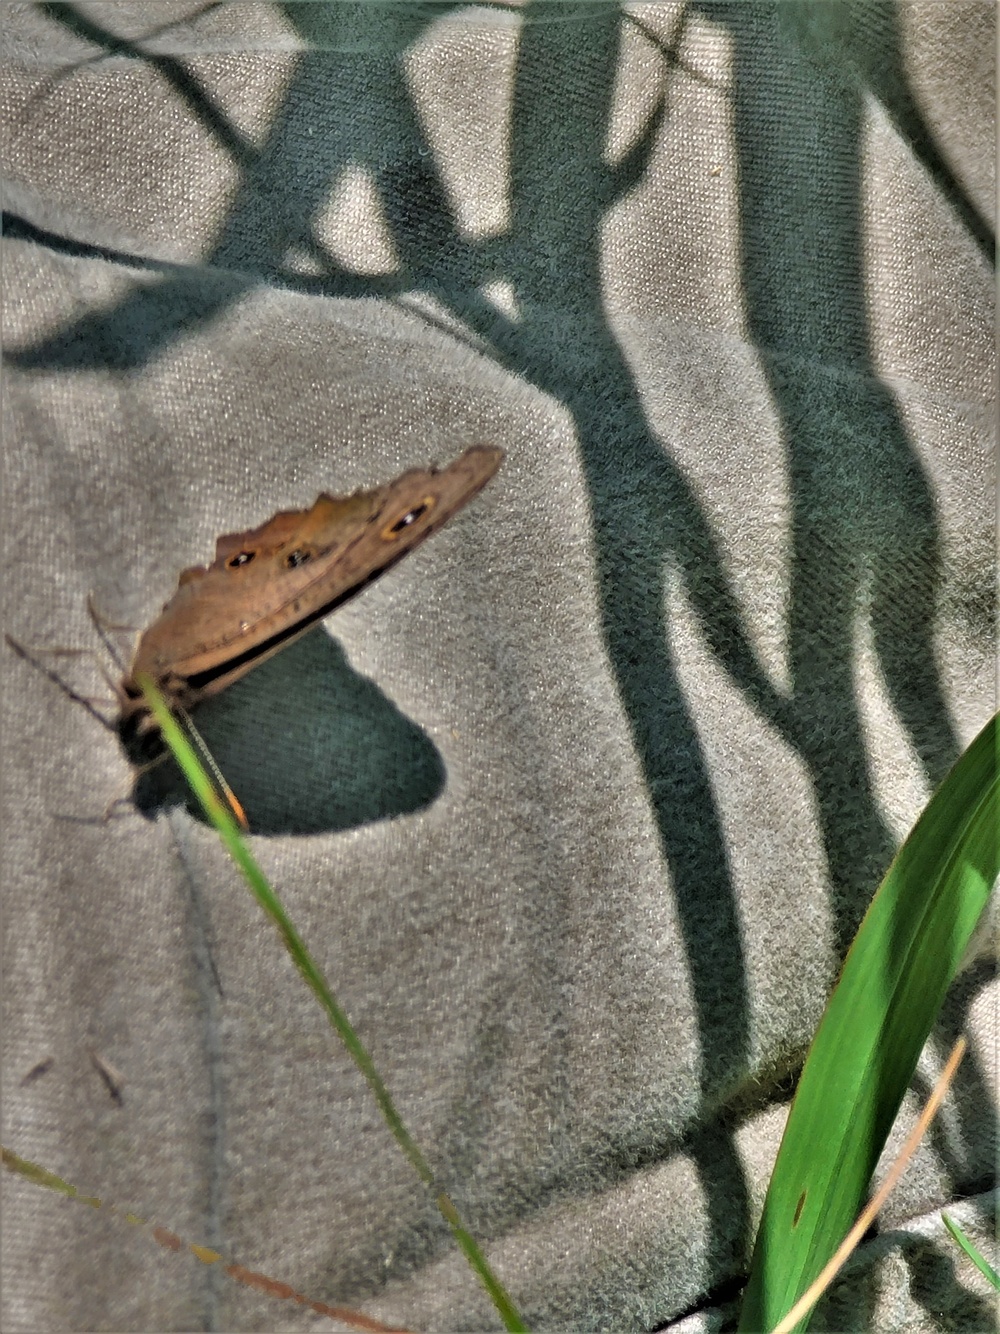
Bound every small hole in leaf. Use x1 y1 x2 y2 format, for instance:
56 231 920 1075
286 549 311 568
227 551 255 568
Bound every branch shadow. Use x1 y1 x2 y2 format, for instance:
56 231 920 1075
8 0 992 1317
4 1 469 370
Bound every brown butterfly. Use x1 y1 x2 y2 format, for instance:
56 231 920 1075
5 448 502 828
117 445 504 732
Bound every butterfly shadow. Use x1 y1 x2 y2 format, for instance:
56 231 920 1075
127 629 445 837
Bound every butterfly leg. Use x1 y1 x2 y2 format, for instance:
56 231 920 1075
5 634 117 731
100 750 172 824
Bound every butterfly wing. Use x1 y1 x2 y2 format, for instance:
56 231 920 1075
123 445 503 714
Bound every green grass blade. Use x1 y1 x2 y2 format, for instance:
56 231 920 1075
942 1213 1000 1290
739 713 998 1333
138 676 528 1332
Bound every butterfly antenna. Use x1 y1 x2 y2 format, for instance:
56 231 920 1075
175 706 250 833
86 592 132 673
5 634 117 732
93 654 130 713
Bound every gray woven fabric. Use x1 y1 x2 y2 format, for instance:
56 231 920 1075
2 3 995 1330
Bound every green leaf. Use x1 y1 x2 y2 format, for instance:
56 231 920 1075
942 1212 1000 1290
739 713 998 1333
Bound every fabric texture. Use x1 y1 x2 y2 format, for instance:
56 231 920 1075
1 2 995 1330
